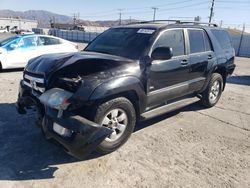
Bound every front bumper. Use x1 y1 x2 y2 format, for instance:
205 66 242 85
16 80 112 159
42 108 113 159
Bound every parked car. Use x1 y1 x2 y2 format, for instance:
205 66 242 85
15 30 35 35
16 21 236 159
0 34 78 70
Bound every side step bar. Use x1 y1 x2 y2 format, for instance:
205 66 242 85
141 97 200 120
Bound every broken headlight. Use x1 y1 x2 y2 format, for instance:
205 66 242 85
39 88 73 110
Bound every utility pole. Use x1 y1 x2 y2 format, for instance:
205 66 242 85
73 13 77 26
77 12 80 24
219 20 223 27
209 0 215 23
152 7 158 21
118 9 123 25
238 23 245 56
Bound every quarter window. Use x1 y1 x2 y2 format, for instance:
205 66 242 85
211 30 232 50
153 29 185 57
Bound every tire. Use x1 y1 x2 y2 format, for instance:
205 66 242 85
93 97 136 154
0 62 2 72
201 73 223 108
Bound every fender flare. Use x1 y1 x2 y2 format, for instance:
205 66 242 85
200 65 226 92
89 76 147 113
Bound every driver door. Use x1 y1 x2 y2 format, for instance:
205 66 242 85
147 29 190 107
5 36 39 68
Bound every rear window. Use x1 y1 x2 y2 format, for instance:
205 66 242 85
211 30 232 50
39 37 61 46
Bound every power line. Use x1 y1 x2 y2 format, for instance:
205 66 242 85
217 0 250 3
80 0 210 17
159 1 210 12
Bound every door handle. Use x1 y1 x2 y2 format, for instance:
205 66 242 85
208 55 213 59
181 59 188 66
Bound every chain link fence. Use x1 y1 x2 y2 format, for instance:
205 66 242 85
48 29 100 43
231 33 250 58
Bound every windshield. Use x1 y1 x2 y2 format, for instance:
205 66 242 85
0 36 19 47
85 28 155 60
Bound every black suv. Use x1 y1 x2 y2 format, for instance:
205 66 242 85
16 21 236 159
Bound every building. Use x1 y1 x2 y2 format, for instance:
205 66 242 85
0 17 38 31
51 23 109 33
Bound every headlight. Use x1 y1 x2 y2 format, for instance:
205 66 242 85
39 88 73 110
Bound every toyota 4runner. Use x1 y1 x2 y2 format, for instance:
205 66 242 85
16 20 236 159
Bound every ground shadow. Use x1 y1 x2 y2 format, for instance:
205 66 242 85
227 75 250 86
0 103 102 181
0 68 23 73
0 101 203 181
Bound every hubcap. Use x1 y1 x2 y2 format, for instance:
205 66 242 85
101 108 128 142
209 80 220 102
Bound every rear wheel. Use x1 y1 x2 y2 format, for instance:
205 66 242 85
0 62 2 72
201 73 223 108
93 97 136 154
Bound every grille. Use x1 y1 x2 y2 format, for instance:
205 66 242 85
23 71 45 93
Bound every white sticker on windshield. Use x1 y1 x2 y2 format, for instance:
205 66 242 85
137 29 155 34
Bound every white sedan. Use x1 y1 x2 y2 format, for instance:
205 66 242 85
0 34 78 70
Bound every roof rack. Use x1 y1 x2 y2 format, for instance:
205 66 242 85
129 20 218 27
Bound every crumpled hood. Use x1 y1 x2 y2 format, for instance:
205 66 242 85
25 51 136 76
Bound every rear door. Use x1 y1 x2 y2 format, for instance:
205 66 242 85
186 29 216 91
37 36 64 55
147 29 190 107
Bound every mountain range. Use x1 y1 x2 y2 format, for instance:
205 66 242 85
0 9 138 28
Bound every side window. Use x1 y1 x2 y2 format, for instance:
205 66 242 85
39 37 61 46
153 29 185 57
188 29 206 53
211 30 232 50
19 37 38 48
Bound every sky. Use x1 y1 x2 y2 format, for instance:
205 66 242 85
0 0 249 30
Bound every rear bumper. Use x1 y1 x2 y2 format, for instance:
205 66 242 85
16 80 112 159
226 63 236 76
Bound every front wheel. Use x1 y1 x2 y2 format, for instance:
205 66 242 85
93 97 136 154
201 73 223 108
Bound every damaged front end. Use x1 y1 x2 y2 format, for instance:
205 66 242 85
17 87 112 159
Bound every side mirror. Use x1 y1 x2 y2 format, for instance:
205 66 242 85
151 47 173 61
10 44 18 49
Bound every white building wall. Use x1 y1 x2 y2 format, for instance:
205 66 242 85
0 17 38 30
